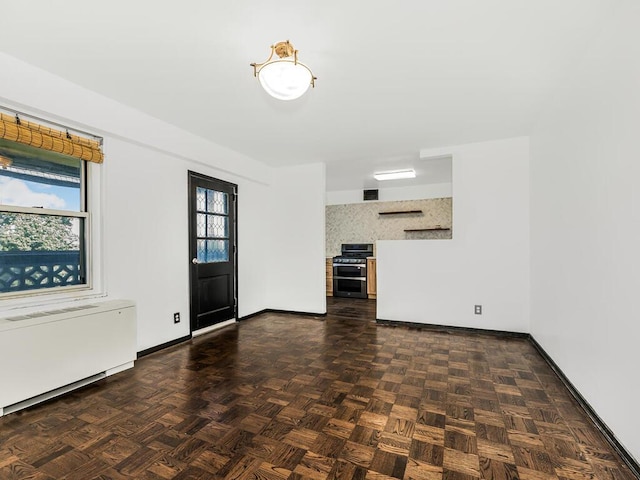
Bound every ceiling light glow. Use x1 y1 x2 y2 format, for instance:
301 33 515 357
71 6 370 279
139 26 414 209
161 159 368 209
251 40 317 101
373 169 416 181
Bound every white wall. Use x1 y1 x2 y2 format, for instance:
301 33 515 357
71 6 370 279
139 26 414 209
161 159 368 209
0 52 293 351
530 0 640 460
377 137 530 333
104 140 271 350
267 163 327 314
326 183 452 205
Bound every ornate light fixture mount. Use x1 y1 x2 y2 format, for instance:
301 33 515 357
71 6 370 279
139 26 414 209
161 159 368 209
251 40 317 101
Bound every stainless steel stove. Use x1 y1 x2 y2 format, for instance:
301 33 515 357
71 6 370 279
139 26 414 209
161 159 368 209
332 243 373 298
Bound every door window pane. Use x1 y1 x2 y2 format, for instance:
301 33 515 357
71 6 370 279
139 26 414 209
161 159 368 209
197 213 229 238
196 187 228 215
207 215 228 238
196 187 207 212
207 190 228 214
197 239 229 263
197 213 206 237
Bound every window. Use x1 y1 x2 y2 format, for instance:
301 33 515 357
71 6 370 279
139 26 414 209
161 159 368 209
0 139 89 295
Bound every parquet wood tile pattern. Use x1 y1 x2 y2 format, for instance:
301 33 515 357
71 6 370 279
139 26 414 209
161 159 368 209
0 297 636 479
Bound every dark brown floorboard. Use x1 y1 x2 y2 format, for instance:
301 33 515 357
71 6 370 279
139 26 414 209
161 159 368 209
0 297 635 479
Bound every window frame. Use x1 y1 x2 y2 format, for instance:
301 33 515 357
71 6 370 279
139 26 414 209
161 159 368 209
0 151 94 299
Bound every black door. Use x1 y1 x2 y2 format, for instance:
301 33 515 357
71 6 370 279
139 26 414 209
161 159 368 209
188 171 237 331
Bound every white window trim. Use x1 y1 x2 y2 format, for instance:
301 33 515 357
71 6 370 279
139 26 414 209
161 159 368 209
0 204 89 219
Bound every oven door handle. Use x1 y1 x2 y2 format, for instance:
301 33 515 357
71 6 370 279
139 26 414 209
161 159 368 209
333 264 366 268
333 276 366 281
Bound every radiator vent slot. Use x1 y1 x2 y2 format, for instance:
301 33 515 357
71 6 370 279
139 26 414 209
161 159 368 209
5 304 99 322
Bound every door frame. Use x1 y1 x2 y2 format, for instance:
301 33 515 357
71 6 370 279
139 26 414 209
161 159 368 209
187 170 238 333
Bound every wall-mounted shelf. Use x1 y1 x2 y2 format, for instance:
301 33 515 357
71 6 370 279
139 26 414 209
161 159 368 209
378 210 423 216
404 227 451 232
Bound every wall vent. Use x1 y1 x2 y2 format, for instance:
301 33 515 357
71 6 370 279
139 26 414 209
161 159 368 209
363 189 379 201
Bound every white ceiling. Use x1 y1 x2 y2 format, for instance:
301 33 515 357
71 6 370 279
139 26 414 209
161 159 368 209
2 1 617 191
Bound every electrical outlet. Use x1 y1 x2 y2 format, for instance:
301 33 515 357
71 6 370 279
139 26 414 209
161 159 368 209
474 305 482 315
173 312 180 323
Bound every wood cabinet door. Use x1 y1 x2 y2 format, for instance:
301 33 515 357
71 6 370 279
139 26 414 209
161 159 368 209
326 258 333 296
367 258 377 298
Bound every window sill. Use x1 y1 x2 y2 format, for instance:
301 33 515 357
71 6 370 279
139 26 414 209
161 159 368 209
0 286 107 317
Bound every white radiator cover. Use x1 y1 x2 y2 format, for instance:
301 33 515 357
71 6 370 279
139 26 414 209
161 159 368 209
0 299 136 415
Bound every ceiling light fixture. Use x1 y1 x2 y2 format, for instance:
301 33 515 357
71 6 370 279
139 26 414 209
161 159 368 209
250 40 317 101
374 169 416 181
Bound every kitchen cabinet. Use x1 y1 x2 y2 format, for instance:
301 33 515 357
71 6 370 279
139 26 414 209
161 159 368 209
326 257 333 296
367 258 376 299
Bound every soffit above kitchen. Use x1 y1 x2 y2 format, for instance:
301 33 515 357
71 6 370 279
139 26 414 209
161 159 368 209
1 1 619 173
327 154 452 192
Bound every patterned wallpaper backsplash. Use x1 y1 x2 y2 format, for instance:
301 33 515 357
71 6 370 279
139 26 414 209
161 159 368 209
326 198 452 256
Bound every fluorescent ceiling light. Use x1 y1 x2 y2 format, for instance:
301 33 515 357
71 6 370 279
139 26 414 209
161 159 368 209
373 169 416 181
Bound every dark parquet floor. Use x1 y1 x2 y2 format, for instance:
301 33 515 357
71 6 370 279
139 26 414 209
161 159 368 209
0 297 636 479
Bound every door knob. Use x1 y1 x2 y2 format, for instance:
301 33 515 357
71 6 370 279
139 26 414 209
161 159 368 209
192 258 199 264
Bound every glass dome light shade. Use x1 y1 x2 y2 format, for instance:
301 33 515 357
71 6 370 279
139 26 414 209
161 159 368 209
257 60 313 101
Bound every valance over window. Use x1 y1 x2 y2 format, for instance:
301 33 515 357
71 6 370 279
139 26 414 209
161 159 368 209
0 112 103 163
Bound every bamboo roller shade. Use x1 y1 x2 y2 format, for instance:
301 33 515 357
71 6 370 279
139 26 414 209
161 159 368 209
0 113 103 163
